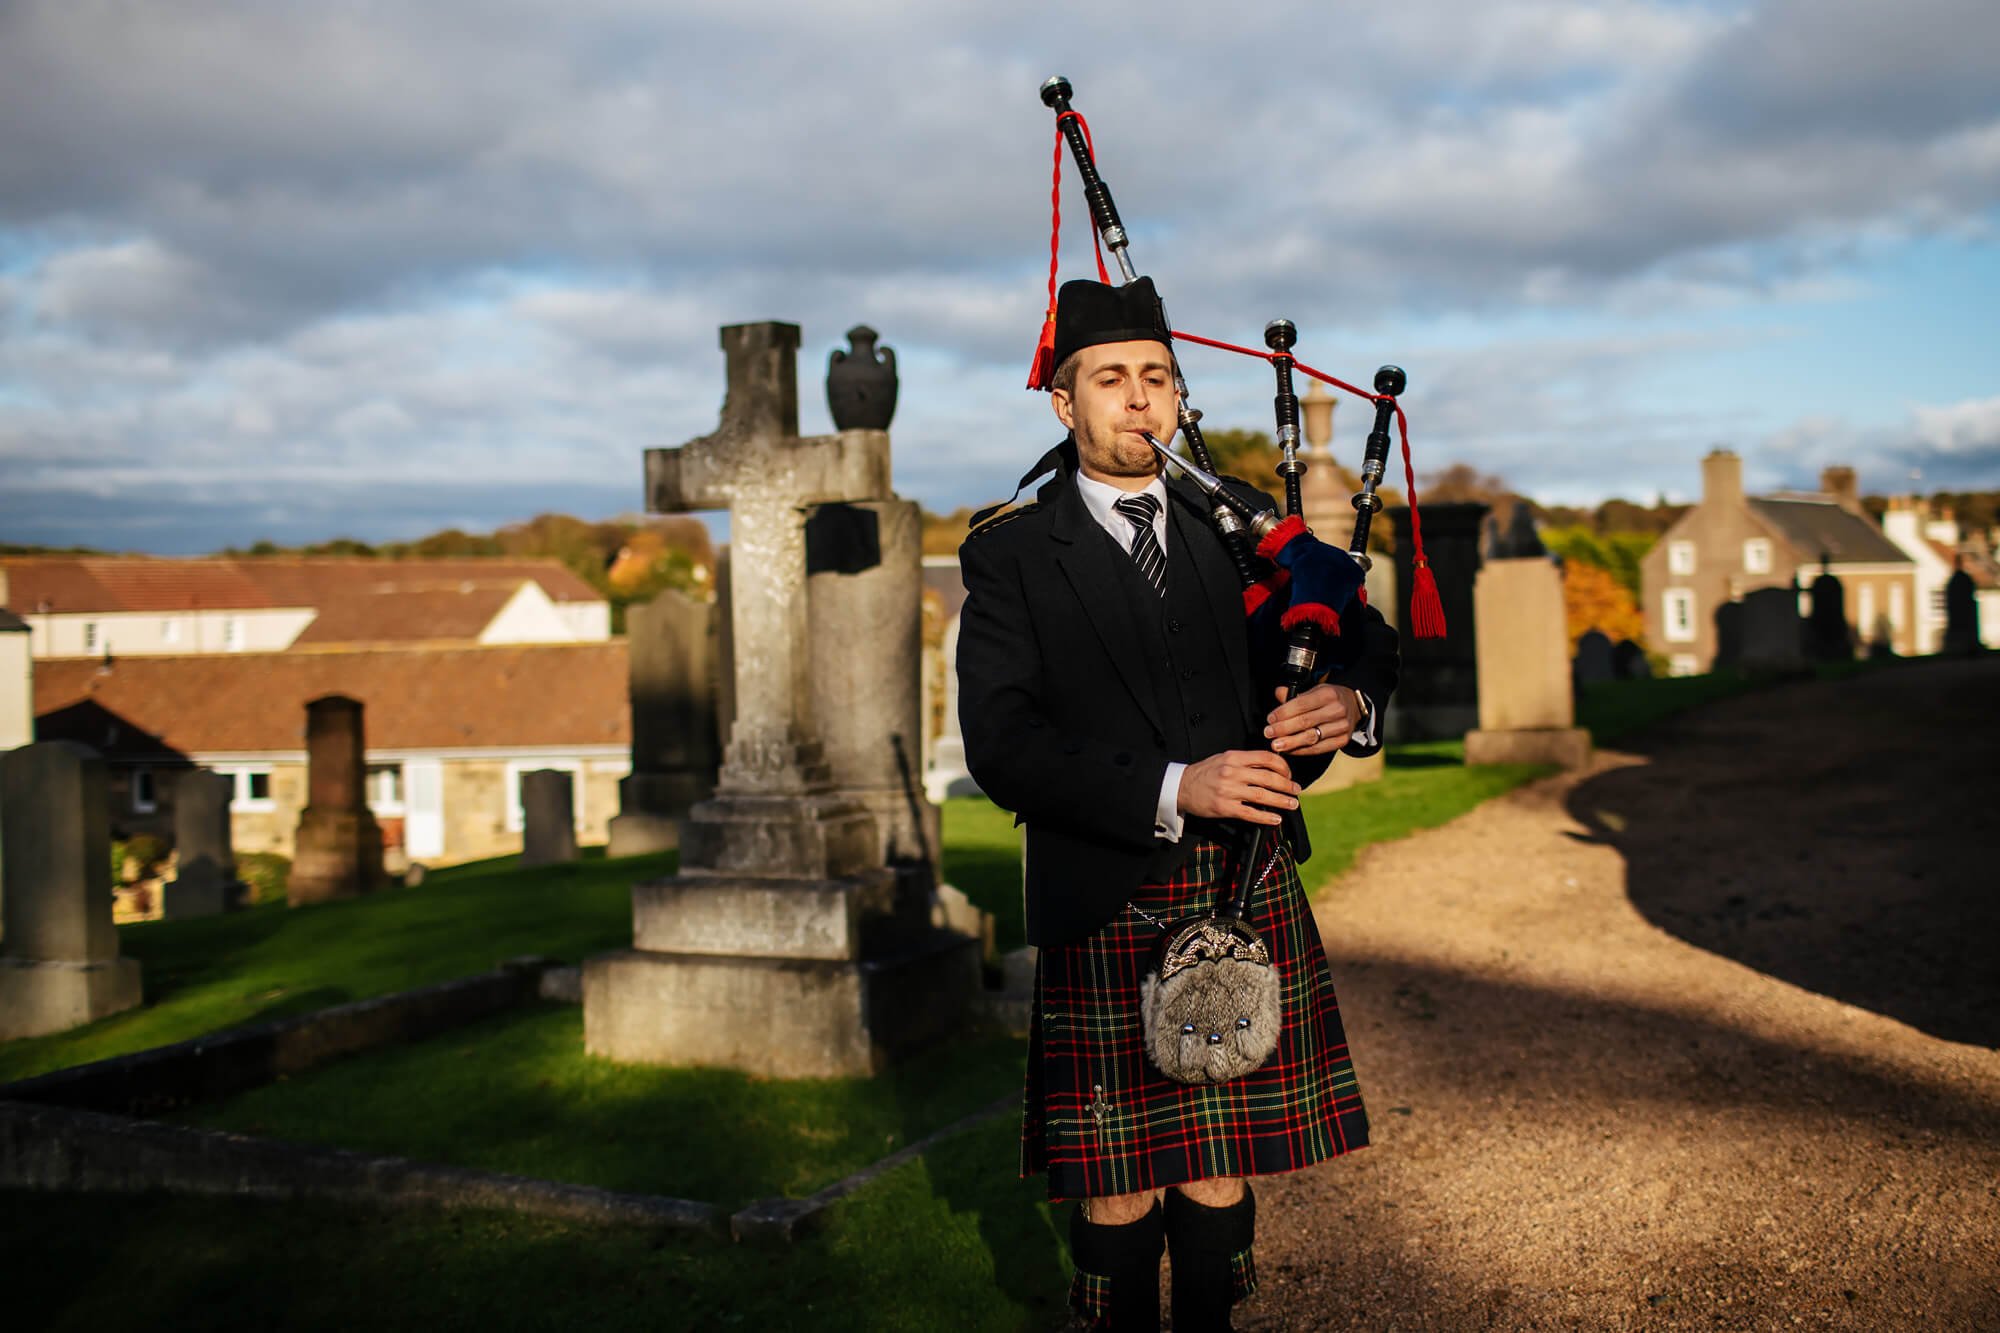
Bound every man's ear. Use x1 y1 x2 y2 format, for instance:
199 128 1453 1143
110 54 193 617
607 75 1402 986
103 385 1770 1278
1050 387 1076 432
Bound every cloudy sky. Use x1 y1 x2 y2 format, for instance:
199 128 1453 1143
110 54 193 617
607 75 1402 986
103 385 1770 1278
2 0 1996 554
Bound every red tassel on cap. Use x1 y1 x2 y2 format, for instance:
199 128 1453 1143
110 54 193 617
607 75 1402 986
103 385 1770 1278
1027 315 1056 392
1028 120 1065 392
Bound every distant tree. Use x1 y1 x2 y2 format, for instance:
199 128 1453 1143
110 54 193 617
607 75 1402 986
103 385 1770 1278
303 537 377 557
1562 559 1645 651
1544 525 1653 600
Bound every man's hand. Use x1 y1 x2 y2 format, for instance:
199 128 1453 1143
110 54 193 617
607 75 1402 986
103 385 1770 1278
1176 750 1299 826
1265 683 1363 756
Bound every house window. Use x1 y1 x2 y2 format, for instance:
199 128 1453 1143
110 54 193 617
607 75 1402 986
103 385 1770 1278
161 618 182 645
366 763 405 812
1663 589 1696 643
84 621 100 654
1743 539 1771 574
1889 584 1905 632
1799 591 1813 618
1669 654 1699 678
215 766 275 811
1858 583 1876 635
222 617 243 651
1668 541 1696 575
1932 587 1948 614
132 768 157 814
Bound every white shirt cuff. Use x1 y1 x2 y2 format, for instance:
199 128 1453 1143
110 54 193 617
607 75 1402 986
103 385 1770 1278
1348 701 1379 752
1155 762 1187 841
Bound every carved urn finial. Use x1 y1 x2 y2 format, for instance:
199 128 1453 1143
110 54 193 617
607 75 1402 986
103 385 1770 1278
826 325 898 431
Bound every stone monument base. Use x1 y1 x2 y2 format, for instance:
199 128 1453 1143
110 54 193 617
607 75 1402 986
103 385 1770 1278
289 807 386 905
582 930 980 1077
1305 749 1385 794
629 868 905 960
0 956 143 1041
1464 727 1592 769
678 793 878 881
606 811 682 858
162 874 239 920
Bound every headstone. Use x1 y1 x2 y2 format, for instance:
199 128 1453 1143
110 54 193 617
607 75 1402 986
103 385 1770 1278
584 322 979 1078
0 742 143 1039
1806 564 1851 661
1573 629 1616 687
606 589 720 856
520 769 579 867
1493 504 1546 559
164 769 239 920
1943 565 1980 656
1611 639 1651 679
287 695 387 905
1387 502 1486 740
1463 558 1592 769
1738 586 1807 672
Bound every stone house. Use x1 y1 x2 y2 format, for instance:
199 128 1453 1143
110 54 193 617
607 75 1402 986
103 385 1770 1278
30 642 630 867
1641 453 1917 675
0 557 610 659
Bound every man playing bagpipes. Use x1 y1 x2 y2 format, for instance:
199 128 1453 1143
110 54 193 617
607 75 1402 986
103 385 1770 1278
958 266 1402 1326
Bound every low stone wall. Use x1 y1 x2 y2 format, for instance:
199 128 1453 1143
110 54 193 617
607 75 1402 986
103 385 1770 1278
0 958 552 1118
0 1098 724 1234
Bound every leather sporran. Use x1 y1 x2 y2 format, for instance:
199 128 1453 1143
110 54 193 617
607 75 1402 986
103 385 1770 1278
1140 916 1282 1085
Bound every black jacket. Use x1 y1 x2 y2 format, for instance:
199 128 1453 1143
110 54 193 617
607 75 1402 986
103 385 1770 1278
957 454 1400 947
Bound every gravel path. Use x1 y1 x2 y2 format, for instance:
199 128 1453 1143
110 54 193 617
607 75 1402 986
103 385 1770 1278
1240 658 2000 1330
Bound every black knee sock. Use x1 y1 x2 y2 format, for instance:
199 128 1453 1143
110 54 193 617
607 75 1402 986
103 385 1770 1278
1165 1184 1256 1332
1068 1199 1164 1331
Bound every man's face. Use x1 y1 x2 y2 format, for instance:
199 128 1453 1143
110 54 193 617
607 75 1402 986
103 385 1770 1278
1051 340 1179 486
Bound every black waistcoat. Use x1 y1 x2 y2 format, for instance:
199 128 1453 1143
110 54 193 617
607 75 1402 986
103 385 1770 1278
1101 517 1257 881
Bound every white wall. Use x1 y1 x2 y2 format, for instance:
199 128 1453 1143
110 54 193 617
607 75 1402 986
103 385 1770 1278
0 626 31 748
558 600 612 641
26 607 314 658
478 582 577 644
1881 508 1953 654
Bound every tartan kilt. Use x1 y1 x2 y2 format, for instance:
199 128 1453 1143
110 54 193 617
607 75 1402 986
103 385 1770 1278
1023 837 1370 1202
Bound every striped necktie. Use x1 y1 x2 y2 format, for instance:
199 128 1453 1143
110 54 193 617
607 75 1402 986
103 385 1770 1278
1114 493 1167 597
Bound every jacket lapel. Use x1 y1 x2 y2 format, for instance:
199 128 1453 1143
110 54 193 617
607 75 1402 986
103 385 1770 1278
1047 471 1166 737
1167 479 1257 733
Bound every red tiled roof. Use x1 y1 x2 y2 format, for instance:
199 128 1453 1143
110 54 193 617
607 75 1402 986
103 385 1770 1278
33 643 630 757
1 556 604 615
289 582 525 645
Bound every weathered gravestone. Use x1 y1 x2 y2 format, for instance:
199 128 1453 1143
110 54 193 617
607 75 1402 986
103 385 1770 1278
1573 628 1616 687
164 768 240 920
1387 502 1486 740
288 695 387 906
520 769 579 868
583 322 979 1078
1943 565 1980 656
1806 565 1851 662
1463 557 1592 768
1738 585 1807 673
1612 638 1651 679
606 589 720 857
0 742 143 1039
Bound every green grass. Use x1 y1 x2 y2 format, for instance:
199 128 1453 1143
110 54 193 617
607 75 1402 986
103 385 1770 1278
0 849 670 1084
940 797 1025 952
179 1004 1025 1210
2 1114 1071 1333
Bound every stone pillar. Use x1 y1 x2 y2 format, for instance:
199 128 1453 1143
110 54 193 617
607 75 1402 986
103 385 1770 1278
0 742 143 1039
287 695 386 906
1387 502 1487 741
807 497 939 873
607 589 721 857
585 322 979 1077
1463 559 1592 768
521 769 579 867
164 769 238 919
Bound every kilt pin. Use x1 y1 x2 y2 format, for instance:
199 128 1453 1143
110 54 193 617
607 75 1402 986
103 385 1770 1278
1023 837 1370 1203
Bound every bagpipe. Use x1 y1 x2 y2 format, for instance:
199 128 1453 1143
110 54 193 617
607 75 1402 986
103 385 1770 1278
1029 75 1447 674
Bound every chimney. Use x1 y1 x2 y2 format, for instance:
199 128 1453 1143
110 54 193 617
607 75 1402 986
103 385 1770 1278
1701 448 1743 510
1821 466 1860 514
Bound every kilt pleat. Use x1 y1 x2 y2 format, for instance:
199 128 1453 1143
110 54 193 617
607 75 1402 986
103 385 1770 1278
1023 837 1369 1202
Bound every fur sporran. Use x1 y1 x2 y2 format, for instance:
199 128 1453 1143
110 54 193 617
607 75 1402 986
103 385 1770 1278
1139 916 1282 1085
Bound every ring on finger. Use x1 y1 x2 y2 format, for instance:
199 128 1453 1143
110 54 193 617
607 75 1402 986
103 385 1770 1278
1313 724 1322 744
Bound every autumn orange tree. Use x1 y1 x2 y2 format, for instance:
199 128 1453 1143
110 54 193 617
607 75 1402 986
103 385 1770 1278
1562 559 1644 652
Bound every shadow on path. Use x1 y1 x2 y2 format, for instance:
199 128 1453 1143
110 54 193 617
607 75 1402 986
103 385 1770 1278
1566 658 2000 1048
